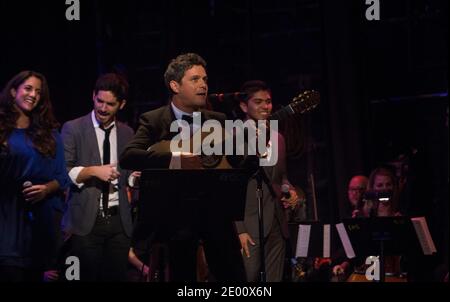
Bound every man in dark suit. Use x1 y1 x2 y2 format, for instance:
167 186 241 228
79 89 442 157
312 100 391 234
61 73 134 281
120 53 246 281
235 80 299 282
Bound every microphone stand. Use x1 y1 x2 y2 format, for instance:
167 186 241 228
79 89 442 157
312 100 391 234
249 118 276 282
252 165 275 283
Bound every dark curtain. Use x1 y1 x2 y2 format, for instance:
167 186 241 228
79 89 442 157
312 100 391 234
320 1 369 220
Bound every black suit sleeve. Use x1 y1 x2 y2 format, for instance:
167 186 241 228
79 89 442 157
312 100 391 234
119 113 172 170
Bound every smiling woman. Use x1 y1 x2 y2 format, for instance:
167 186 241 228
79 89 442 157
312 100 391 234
0 70 70 282
0 71 58 157
11 76 42 120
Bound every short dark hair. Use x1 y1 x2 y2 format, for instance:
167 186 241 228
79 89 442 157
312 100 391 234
94 73 129 102
164 53 207 94
240 80 271 102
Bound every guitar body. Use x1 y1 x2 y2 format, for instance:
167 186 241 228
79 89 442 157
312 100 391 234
148 90 320 169
148 127 233 169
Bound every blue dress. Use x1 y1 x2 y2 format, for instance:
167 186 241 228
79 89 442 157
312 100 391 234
0 129 70 269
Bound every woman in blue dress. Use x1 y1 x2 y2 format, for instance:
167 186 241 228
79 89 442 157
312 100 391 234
0 70 69 281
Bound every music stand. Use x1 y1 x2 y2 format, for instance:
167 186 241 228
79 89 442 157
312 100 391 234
288 221 340 282
288 221 335 258
136 168 252 281
139 168 251 224
342 216 423 282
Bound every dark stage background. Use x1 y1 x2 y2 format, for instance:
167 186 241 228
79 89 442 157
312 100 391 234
0 0 448 272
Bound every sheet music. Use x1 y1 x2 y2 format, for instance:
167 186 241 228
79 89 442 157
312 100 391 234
295 224 311 258
411 217 437 255
323 224 331 258
335 223 355 259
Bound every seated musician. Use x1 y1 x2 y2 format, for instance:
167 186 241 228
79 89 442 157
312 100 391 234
332 167 407 282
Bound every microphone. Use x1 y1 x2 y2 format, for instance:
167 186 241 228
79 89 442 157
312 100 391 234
208 92 248 102
281 184 291 199
23 181 34 221
23 181 33 188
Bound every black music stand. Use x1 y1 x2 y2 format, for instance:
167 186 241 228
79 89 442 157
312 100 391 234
288 221 336 258
342 216 423 282
136 168 252 281
139 168 251 224
288 221 340 282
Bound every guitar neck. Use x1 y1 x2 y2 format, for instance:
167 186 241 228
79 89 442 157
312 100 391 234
270 104 295 121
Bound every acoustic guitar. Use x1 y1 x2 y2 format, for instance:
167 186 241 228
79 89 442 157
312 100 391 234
148 90 320 169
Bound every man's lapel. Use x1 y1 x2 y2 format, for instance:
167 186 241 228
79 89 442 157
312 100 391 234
83 113 102 165
161 104 178 140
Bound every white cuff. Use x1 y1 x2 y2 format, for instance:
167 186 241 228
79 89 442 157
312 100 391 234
169 152 181 169
68 166 85 188
128 174 137 187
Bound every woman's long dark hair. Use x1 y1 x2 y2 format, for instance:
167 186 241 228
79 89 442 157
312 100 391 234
0 70 59 157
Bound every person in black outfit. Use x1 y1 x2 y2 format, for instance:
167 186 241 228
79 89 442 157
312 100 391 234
120 53 247 281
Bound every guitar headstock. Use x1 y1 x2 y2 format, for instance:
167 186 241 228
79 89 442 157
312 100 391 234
290 90 320 115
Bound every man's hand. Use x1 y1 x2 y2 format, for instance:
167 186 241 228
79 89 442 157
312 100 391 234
281 189 300 210
43 270 59 282
332 265 345 276
180 154 203 169
130 171 141 178
94 164 121 182
142 264 150 281
351 209 361 218
332 261 349 275
239 233 256 258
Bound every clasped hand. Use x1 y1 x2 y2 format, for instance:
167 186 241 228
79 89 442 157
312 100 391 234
281 189 300 209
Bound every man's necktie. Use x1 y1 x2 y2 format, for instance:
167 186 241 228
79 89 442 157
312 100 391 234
181 114 194 124
100 124 114 217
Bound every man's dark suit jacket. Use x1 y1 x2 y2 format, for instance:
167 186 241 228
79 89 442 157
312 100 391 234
120 104 230 170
